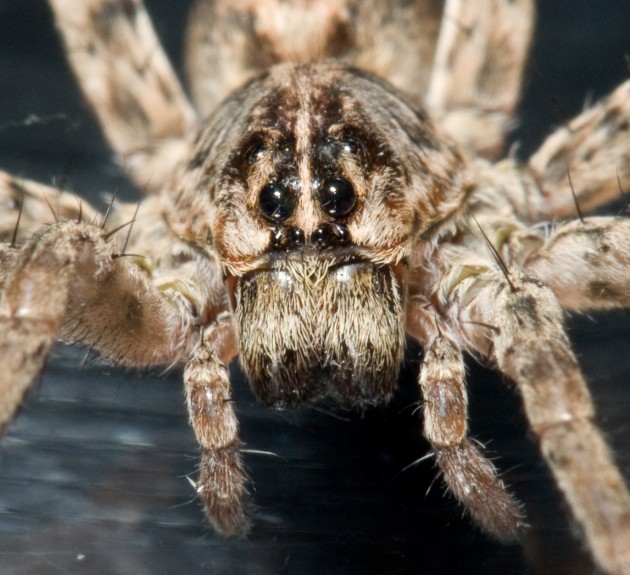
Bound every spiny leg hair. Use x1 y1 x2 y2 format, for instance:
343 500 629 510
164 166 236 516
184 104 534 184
415 308 525 540
451 271 630 575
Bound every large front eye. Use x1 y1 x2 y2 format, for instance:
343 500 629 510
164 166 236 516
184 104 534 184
259 182 296 223
318 177 356 218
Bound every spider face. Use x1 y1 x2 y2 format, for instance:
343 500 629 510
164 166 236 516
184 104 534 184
200 63 425 406
1 2 630 573
172 62 465 267
164 62 468 407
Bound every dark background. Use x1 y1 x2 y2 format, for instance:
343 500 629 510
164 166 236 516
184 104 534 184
0 1 629 574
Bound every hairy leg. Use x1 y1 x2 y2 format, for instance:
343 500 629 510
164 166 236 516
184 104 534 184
184 318 245 536
451 271 630 575
524 217 630 311
407 304 524 539
186 0 442 117
48 0 197 190
467 81 630 223
529 80 630 218
0 170 99 241
0 219 194 432
427 0 535 157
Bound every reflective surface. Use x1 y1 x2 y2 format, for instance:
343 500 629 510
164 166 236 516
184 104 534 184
0 2 629 574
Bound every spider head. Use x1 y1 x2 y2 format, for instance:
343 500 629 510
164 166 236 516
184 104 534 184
167 61 465 407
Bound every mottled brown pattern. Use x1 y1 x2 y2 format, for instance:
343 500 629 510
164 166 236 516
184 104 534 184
0 1 629 573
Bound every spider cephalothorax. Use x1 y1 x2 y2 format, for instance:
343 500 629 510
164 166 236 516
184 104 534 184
167 61 464 407
0 1 629 574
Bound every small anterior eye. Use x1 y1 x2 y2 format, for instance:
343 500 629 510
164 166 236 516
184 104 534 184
318 177 357 217
259 182 296 222
245 141 266 164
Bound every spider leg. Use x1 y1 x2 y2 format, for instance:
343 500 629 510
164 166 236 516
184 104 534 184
468 81 630 223
184 320 246 536
0 170 99 241
408 305 524 539
451 271 630 575
427 0 534 157
0 219 193 433
529 80 630 218
524 217 630 311
47 0 197 191
186 0 443 117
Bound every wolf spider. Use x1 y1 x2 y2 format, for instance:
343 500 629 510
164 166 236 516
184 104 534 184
0 0 629 573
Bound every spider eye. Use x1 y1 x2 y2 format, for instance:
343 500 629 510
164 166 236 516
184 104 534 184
259 182 296 223
311 222 350 249
245 140 266 164
318 177 356 218
339 136 364 158
270 226 305 250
